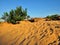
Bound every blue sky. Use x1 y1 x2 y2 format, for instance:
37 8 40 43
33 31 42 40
0 0 60 18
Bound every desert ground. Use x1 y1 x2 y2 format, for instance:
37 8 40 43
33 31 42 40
0 18 60 45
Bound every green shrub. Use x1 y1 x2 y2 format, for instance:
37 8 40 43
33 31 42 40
10 19 16 24
1 6 30 24
46 14 60 20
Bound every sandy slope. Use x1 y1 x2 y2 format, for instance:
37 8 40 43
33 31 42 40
0 19 60 45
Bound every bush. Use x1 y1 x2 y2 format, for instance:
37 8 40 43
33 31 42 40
1 6 30 24
10 20 16 24
45 14 60 20
28 18 35 22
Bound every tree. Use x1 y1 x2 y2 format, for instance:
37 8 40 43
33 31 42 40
2 6 30 24
1 12 9 21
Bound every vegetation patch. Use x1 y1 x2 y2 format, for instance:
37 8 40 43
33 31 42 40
45 14 60 20
1 6 30 24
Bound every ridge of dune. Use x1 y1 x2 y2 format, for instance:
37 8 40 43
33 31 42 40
0 18 60 45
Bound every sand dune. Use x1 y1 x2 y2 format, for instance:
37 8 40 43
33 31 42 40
0 19 60 45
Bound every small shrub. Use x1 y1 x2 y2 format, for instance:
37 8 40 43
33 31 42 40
28 19 34 22
10 20 16 24
1 6 30 24
45 14 60 20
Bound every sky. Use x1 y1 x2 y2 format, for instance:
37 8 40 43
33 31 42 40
0 0 60 18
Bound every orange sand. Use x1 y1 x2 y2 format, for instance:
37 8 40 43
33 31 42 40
0 18 60 45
